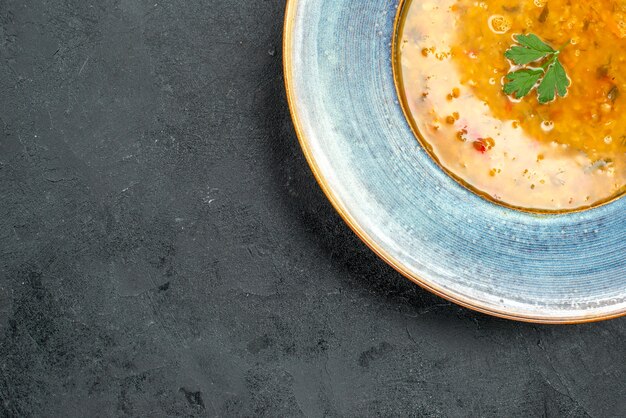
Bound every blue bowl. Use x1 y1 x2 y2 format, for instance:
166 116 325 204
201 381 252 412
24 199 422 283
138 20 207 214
283 0 626 323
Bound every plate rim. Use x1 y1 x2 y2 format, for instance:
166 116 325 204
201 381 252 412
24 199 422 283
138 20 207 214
282 0 626 324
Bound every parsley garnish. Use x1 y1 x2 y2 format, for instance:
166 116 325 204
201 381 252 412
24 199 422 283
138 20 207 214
503 34 571 104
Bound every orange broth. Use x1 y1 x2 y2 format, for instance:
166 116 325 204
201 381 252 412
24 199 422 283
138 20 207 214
396 0 626 212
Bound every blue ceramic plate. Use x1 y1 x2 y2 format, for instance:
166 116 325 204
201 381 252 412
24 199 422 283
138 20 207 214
283 0 626 323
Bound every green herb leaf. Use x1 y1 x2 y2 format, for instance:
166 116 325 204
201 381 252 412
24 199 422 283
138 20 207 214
505 34 555 65
503 68 544 99
513 34 555 53
502 33 571 104
505 45 552 65
537 60 570 103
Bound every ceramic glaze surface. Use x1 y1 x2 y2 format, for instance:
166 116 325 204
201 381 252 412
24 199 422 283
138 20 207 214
284 0 626 322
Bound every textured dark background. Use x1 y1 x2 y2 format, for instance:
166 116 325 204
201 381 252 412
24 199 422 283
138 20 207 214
1 1 625 417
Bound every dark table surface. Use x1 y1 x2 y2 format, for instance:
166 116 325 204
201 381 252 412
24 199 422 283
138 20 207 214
1 1 625 417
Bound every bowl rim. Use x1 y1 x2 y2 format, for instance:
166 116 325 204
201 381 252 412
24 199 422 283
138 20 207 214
282 0 626 324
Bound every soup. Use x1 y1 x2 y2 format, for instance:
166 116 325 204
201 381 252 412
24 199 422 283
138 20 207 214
395 0 626 212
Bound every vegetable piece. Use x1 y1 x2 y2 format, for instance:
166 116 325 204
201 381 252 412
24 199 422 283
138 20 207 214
538 6 549 23
608 85 620 103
